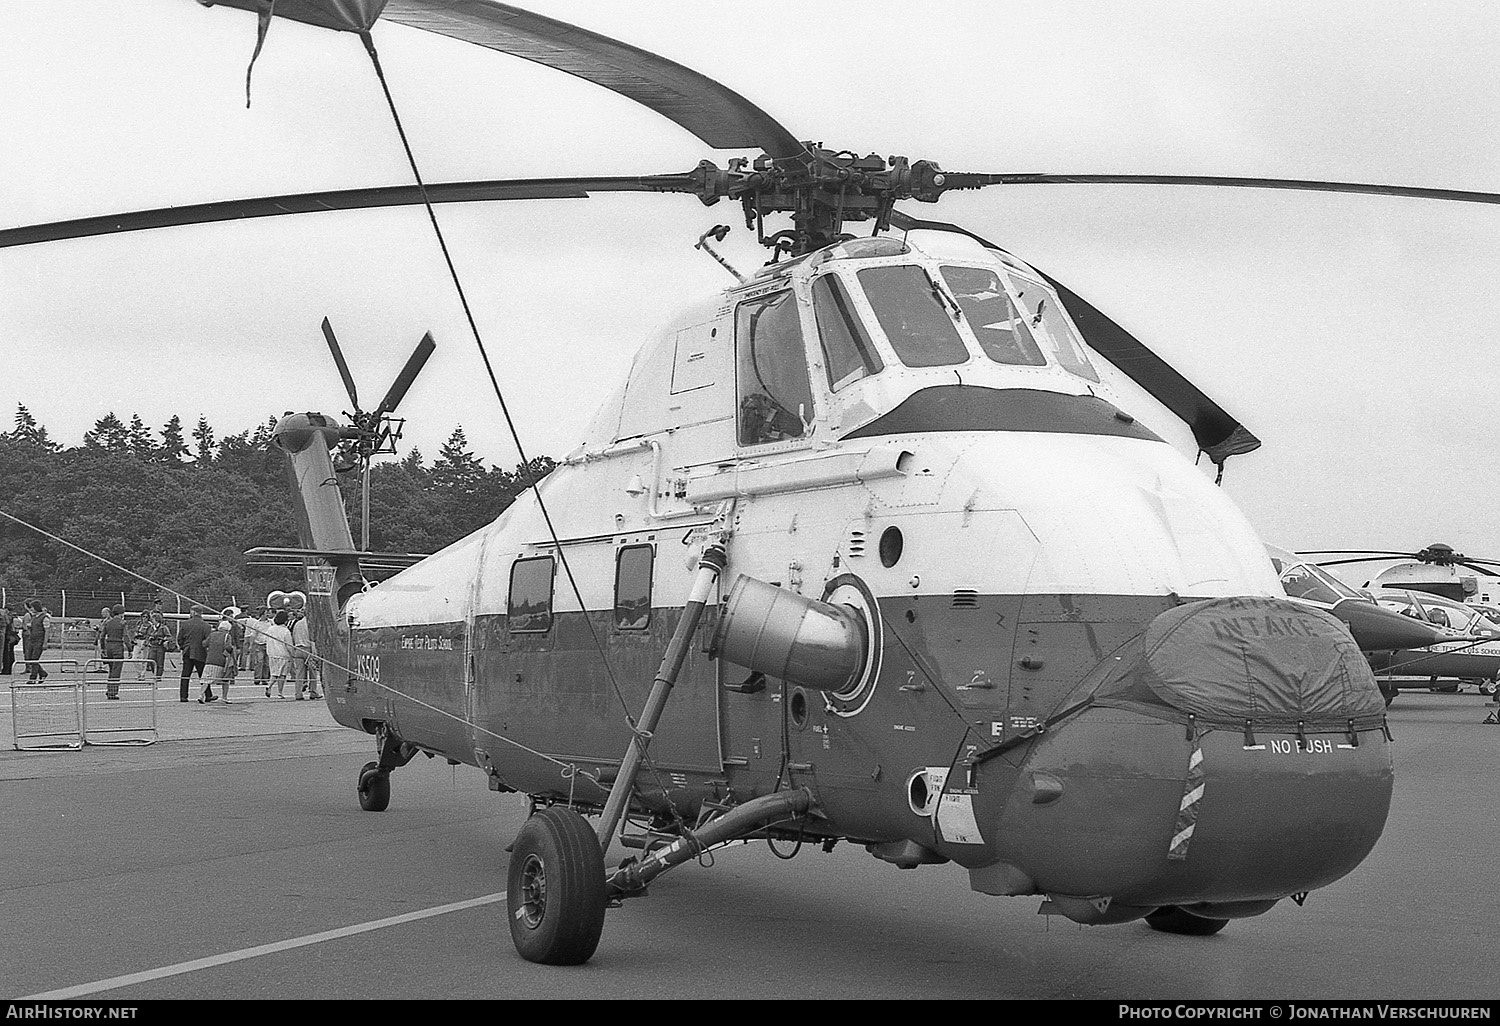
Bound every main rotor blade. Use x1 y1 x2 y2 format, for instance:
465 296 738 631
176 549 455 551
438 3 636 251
1314 556 1417 568
1297 550 1418 558
947 173 1500 206
1456 559 1500 576
381 0 804 158
372 332 437 419
888 210 1258 459
0 174 696 249
321 317 361 411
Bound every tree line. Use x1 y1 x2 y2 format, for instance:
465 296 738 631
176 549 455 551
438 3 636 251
0 405 552 611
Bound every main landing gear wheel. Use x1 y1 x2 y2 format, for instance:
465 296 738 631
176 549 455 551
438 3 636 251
357 761 391 813
506 807 607 965
1145 905 1229 936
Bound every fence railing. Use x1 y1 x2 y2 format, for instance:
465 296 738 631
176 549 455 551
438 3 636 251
10 658 158 750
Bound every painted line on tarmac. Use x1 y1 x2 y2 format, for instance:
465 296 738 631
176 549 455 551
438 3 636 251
23 890 509 999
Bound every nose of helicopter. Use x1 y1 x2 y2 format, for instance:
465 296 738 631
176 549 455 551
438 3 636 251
980 596 1393 922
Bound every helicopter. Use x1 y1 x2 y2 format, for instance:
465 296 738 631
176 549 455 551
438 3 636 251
7 0 1500 967
1299 544 1500 605
1269 547 1500 704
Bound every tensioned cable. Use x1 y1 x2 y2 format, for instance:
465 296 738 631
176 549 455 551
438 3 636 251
1377 635 1499 676
356 31 630 719
0 506 585 777
358 31 692 826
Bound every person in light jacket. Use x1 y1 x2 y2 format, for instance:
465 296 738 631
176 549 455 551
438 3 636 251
262 611 295 699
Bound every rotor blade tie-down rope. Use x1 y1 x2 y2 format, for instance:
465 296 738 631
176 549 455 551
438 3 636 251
243 0 278 109
358 32 689 822
0 506 574 771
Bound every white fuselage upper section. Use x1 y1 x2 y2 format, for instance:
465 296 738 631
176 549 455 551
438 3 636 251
350 234 1277 628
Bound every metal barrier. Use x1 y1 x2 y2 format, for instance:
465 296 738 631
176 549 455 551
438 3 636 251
10 660 83 750
80 658 158 746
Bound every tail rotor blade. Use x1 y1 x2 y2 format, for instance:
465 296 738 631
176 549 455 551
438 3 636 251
322 317 360 411
373 333 437 419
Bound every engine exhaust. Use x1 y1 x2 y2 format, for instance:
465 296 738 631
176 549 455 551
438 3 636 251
711 575 870 693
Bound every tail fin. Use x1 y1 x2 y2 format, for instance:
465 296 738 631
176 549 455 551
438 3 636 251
272 413 366 608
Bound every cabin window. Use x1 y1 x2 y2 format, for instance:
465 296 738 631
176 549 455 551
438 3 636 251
1007 274 1100 382
812 274 883 390
856 264 970 368
614 544 654 630
736 290 815 445
508 556 555 633
939 265 1046 367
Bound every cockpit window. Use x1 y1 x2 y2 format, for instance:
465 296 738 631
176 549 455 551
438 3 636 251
856 265 970 368
812 274 883 390
736 290 815 446
1008 275 1101 382
1281 562 1364 604
939 265 1046 367
1280 564 1342 604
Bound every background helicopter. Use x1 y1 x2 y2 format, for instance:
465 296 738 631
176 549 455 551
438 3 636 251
2 0 1500 972
1301 544 1500 604
1271 547 1500 703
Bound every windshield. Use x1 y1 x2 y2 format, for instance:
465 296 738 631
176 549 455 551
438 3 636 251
856 265 970 368
811 273 883 390
938 265 1046 366
1280 564 1342 604
1280 562 1365 604
1007 274 1101 382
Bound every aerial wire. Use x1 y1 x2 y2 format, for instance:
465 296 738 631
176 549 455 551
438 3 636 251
0 505 584 777
357 31 691 829
356 30 627 712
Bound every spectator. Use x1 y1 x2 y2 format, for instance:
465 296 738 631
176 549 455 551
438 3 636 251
22 600 50 682
96 606 128 700
200 619 233 704
177 610 211 704
138 601 171 684
262 610 295 699
290 611 321 700
221 608 243 702
251 608 272 695
0 604 15 676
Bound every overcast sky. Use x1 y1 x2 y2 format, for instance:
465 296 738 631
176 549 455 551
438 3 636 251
3 0 1499 579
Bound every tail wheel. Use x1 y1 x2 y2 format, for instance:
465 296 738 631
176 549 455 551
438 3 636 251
1145 905 1229 936
357 761 391 813
506 807 607 965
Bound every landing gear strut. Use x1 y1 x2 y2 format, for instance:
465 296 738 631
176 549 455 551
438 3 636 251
355 724 417 813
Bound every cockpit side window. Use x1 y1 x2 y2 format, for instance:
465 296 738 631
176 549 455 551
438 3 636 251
939 265 1046 367
812 274 883 390
736 290 815 446
856 265 970 368
1008 275 1101 383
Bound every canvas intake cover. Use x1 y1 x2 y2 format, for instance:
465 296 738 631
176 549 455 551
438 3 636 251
1137 596 1386 728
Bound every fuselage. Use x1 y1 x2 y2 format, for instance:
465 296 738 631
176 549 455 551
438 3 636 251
290 230 1392 917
